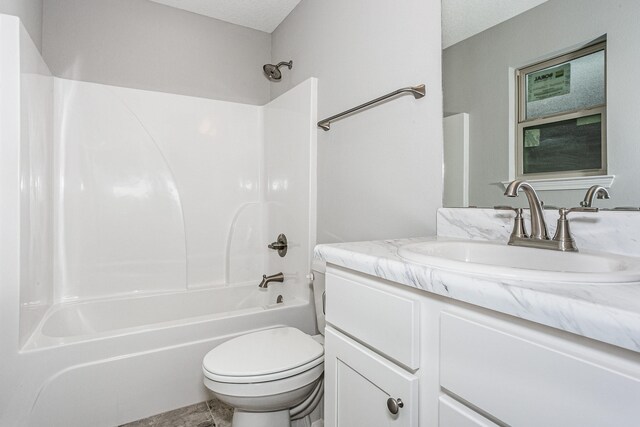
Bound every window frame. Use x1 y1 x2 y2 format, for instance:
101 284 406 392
515 41 607 180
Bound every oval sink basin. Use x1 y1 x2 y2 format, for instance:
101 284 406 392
397 240 640 283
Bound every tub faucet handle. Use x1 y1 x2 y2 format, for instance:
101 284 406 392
268 233 288 257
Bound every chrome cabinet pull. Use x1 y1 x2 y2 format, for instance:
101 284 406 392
386 397 404 415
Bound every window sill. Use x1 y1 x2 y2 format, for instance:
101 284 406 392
500 175 615 191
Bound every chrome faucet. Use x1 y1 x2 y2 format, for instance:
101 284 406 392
580 185 610 207
258 272 284 288
504 180 549 240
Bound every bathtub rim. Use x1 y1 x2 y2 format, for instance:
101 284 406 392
21 282 309 352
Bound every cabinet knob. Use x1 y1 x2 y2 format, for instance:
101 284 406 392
386 397 404 415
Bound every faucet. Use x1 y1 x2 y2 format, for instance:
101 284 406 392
500 180 598 251
504 180 549 240
258 272 284 288
580 185 610 207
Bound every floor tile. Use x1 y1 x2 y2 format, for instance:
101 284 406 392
120 401 220 427
206 399 233 427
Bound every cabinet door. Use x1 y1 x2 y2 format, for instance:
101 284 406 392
440 311 640 426
325 327 418 427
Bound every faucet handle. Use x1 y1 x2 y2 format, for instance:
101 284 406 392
494 205 520 212
552 207 599 251
494 206 528 239
562 207 599 216
268 233 288 257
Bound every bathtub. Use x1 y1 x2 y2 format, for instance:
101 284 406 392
17 283 316 427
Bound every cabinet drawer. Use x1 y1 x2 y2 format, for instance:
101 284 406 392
326 270 420 370
439 395 499 427
440 312 640 427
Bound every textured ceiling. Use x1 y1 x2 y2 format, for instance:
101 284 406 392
149 0 301 33
150 0 547 45
442 0 549 48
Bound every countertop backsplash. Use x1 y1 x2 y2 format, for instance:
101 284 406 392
437 208 640 257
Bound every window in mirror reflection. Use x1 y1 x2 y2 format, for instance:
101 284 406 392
516 41 606 179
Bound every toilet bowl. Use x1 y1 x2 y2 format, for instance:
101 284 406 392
203 263 326 427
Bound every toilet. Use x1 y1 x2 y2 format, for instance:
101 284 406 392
202 263 326 427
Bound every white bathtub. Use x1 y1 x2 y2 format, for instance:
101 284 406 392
27 282 296 347
18 283 316 427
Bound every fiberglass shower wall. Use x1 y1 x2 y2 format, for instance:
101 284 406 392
263 79 318 303
53 80 264 300
52 77 317 303
0 16 55 348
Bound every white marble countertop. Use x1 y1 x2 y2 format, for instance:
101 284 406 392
314 237 640 353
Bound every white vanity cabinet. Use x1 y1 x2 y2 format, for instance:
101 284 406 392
323 265 640 427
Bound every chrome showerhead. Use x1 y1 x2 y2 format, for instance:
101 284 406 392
263 60 292 81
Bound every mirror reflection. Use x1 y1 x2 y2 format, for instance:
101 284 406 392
442 0 640 209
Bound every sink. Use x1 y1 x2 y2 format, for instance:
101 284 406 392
397 240 640 284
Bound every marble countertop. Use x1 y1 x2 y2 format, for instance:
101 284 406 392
314 237 640 353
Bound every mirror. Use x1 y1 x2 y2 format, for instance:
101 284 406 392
441 0 640 209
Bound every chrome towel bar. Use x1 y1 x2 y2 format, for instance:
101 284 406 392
317 84 425 131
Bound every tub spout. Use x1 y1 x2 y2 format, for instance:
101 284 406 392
259 272 284 288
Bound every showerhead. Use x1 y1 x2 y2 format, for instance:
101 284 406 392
263 60 293 81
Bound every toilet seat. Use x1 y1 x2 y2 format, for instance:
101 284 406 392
203 327 324 384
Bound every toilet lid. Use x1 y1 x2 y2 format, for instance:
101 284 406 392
203 327 324 382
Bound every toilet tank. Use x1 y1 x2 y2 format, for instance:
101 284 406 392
311 260 326 334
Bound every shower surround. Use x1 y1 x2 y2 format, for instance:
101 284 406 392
0 15 318 426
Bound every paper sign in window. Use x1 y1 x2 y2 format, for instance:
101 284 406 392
527 63 571 102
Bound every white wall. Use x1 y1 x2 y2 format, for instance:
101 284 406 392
42 0 271 104
443 0 640 208
271 0 444 243
0 0 42 51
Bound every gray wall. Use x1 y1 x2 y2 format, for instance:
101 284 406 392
42 0 271 104
0 0 43 51
443 0 640 208
271 0 444 244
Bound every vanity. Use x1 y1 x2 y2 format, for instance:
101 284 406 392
316 208 640 427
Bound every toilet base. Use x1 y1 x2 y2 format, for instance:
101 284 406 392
232 408 291 427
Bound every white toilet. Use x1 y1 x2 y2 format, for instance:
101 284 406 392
202 263 326 427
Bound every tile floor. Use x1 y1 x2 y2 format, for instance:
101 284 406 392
119 399 233 427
